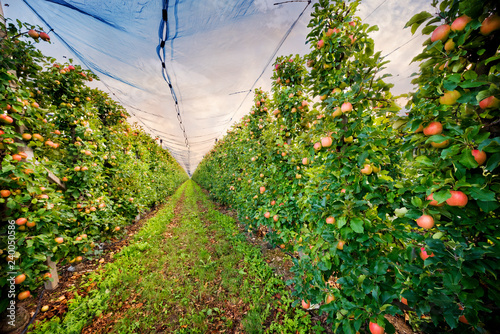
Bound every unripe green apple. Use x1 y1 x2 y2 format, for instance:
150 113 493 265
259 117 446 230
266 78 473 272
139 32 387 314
439 90 461 105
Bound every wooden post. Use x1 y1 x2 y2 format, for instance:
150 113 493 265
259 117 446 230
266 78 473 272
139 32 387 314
43 257 59 290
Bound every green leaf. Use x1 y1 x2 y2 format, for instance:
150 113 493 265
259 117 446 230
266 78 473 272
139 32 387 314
463 70 478 81
478 138 500 153
411 196 423 208
337 216 347 229
443 80 458 91
415 155 434 167
433 189 451 203
421 25 437 35
477 201 500 213
485 54 500 65
425 134 450 144
469 187 496 202
350 218 364 234
405 11 433 29
458 150 478 168
32 253 47 262
485 153 500 171
459 81 488 88
6 199 17 209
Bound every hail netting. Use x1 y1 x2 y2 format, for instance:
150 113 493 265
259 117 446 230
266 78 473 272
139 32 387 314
9 0 311 174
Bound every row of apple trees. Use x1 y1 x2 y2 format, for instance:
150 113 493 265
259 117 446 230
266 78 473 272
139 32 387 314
193 0 500 333
0 20 188 312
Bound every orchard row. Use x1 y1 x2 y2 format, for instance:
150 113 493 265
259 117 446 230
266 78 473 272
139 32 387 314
193 1 500 333
0 21 188 310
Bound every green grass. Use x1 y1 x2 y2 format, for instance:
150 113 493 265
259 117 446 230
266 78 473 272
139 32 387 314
29 180 321 333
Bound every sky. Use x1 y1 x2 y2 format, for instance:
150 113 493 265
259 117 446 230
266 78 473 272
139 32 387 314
3 0 435 175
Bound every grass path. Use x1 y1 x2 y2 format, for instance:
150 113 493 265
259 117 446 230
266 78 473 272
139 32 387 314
29 180 321 333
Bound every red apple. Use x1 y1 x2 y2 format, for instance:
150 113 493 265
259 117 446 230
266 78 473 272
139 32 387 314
302 158 309 165
361 164 373 175
423 122 443 136
313 142 322 150
326 216 335 224
264 212 271 219
480 14 500 35
458 305 469 324
471 150 487 165
479 96 500 109
55 237 64 244
321 136 333 148
337 240 345 250
369 321 385 334
18 291 30 301
451 15 472 31
416 214 434 229
431 24 451 42
28 29 39 39
341 102 353 113
33 133 44 141
14 274 26 284
431 138 450 148
260 186 266 194
0 114 13 124
1 190 11 197
317 39 324 49
420 247 435 260
16 218 27 225
273 215 278 222
39 32 50 41
446 190 468 207
301 300 310 309
325 294 335 304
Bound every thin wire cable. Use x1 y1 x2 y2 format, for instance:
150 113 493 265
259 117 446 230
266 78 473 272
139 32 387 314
362 0 388 21
383 34 420 58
